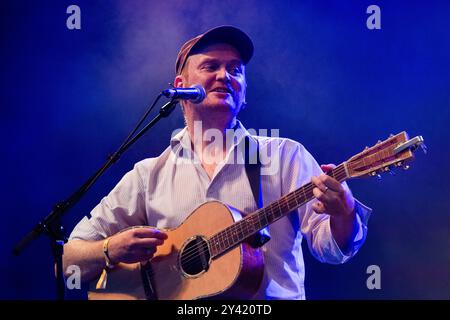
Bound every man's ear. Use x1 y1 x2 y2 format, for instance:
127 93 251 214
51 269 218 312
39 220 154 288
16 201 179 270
174 75 184 88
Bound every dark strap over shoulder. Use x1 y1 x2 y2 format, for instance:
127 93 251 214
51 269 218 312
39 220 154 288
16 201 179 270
244 136 263 209
243 136 270 248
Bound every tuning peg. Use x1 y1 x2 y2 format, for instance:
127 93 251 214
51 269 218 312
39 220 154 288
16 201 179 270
402 164 410 170
386 165 396 175
369 171 382 179
377 140 382 144
382 167 390 172
389 133 394 137
365 146 369 150
395 161 403 167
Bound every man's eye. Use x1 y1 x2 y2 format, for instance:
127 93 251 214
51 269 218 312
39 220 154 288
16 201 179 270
203 64 218 71
229 66 242 75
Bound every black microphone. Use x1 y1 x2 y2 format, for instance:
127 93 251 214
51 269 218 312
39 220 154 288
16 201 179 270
162 85 206 104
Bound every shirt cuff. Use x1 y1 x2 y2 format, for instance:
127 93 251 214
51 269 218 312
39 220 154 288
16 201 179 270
328 199 372 263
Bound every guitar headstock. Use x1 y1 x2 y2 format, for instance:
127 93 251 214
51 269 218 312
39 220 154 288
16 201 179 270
346 132 425 179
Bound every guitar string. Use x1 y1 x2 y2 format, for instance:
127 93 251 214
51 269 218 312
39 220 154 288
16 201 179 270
173 165 347 267
174 167 348 268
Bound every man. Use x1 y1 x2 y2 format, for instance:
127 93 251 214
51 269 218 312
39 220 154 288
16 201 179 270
64 26 371 299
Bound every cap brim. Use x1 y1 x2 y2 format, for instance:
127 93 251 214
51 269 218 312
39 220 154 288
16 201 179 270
191 26 254 65
176 25 254 75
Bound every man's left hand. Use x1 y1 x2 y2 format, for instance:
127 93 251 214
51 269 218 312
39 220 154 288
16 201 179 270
311 164 355 219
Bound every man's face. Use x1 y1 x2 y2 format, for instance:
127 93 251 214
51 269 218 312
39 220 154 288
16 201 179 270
175 43 247 117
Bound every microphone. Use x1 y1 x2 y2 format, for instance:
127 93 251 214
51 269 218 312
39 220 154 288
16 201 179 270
162 85 206 104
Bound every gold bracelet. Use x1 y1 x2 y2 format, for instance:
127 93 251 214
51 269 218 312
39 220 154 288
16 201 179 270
102 237 115 269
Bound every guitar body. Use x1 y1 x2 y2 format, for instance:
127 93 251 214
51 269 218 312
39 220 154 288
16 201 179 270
88 201 264 300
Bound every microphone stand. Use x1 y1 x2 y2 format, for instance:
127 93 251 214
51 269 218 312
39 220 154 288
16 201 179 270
13 97 179 300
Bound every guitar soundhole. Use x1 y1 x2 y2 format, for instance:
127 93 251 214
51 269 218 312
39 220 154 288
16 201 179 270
179 236 211 277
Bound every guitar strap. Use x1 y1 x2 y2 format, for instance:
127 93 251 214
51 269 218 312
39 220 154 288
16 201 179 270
243 135 271 248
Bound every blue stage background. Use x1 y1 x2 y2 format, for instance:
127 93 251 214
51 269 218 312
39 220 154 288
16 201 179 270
1 0 449 299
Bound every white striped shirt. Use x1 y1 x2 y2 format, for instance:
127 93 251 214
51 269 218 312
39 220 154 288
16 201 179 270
69 121 371 299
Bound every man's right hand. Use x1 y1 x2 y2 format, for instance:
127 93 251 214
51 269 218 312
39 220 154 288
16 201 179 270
107 227 168 265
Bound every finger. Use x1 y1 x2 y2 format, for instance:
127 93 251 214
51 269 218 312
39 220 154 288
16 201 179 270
132 227 168 240
318 174 344 193
136 237 166 248
320 164 336 173
313 186 328 202
312 176 329 193
312 201 326 214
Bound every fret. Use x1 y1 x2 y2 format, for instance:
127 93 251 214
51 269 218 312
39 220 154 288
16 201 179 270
265 207 273 224
276 200 282 218
280 197 289 214
285 196 291 208
234 221 245 243
247 215 257 233
218 234 224 252
212 240 220 256
236 223 243 242
224 229 231 248
251 212 259 230
240 219 247 239
222 228 232 249
242 221 249 239
232 226 239 243
271 203 277 219
259 211 268 227
236 223 244 242
216 232 223 251
286 197 295 210
301 185 308 203
237 220 247 241
210 241 216 256
290 197 298 208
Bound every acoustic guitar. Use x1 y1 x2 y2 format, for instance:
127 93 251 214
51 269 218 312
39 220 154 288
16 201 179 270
88 132 425 300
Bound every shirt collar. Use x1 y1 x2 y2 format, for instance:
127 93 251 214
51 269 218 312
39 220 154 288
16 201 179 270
169 119 253 153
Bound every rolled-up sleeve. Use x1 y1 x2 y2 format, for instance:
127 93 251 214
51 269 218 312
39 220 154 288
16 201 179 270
282 140 372 264
302 199 372 264
68 162 148 241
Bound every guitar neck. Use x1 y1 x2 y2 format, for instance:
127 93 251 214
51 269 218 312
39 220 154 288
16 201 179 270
209 163 349 258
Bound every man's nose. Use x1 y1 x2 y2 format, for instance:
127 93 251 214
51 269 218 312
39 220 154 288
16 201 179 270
216 67 231 82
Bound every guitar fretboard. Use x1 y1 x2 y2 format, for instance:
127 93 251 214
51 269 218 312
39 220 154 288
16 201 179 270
208 163 348 258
